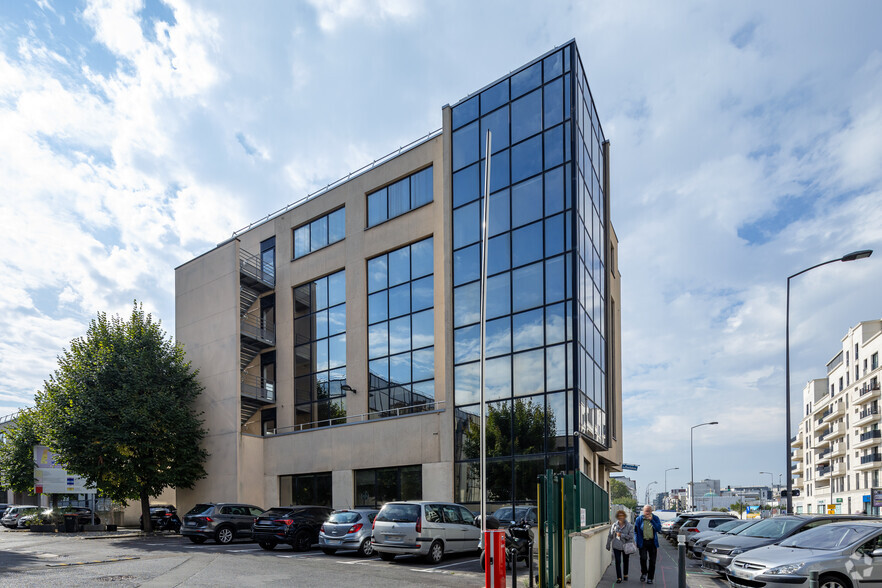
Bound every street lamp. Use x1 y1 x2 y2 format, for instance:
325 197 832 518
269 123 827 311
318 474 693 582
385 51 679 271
760 471 774 503
691 422 719 510
785 249 873 514
645 481 658 507
665 467 679 508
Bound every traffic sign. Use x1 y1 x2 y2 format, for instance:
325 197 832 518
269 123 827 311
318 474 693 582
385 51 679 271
622 463 639 471
827 504 837 514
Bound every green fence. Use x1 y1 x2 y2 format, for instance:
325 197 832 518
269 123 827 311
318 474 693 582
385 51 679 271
538 469 610 588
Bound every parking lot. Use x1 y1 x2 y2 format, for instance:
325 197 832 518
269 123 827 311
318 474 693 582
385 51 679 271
0 526 486 587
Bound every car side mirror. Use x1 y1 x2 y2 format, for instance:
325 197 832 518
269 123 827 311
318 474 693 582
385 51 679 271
871 548 882 558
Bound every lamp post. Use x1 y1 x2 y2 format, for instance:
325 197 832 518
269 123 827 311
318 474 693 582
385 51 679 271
645 481 658 507
785 249 873 514
760 471 774 501
665 467 679 508
690 422 719 510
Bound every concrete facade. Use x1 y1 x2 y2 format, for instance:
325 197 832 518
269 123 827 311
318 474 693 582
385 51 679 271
792 319 882 515
175 41 622 515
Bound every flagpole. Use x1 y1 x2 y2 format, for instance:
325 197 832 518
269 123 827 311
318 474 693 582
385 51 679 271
480 130 492 536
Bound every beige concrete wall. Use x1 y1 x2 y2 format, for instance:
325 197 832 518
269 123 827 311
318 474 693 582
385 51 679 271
570 525 613 588
175 240 241 514
239 434 266 508
332 470 355 509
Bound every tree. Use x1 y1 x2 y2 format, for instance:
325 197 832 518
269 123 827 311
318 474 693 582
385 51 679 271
0 408 40 494
36 303 208 532
610 479 638 511
731 500 747 518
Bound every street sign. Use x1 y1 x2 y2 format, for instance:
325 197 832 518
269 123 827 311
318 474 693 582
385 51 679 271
33 445 93 494
873 488 882 508
827 504 837 514
836 498 843 503
622 463 639 471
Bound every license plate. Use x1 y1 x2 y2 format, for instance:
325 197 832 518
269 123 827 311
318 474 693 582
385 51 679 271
328 539 341 545
185 521 196 526
705 556 720 563
386 534 403 543
730 569 751 579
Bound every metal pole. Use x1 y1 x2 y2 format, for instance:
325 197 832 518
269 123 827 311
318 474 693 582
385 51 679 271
479 130 492 537
690 427 694 511
678 534 687 588
809 570 819 588
785 275 793 514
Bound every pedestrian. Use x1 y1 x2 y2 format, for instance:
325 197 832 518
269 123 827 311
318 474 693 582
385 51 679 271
606 509 635 583
634 504 661 584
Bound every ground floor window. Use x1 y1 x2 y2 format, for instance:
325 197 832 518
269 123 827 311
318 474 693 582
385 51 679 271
279 472 332 507
354 465 422 508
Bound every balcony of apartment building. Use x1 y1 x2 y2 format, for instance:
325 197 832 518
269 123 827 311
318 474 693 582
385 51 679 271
856 380 881 405
792 448 804 461
791 431 804 448
828 422 846 440
855 406 880 427
832 462 847 477
817 404 845 426
816 465 832 483
856 453 882 471
791 461 804 475
816 446 833 464
812 395 832 417
830 441 847 459
793 476 805 489
814 431 832 451
855 430 882 450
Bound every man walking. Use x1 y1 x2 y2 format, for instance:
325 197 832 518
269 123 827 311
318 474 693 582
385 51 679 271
634 504 661 584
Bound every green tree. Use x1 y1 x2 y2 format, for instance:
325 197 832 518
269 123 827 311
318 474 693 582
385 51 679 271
36 303 208 532
731 500 747 517
610 479 638 511
0 408 40 494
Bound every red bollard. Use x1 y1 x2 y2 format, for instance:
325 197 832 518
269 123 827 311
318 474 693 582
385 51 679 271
484 530 506 587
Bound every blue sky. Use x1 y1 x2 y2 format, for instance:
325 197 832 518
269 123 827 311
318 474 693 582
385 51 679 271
1 0 881 495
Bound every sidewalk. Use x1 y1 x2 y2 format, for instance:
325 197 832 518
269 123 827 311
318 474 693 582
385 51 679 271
595 539 727 588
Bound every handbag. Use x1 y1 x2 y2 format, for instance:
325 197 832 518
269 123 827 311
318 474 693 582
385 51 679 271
624 541 638 555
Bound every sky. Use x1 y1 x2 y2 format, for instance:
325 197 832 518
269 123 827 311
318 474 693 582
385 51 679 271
1 0 881 497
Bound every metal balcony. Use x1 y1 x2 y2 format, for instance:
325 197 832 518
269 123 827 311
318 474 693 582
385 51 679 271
856 453 882 471
791 432 804 448
239 249 274 292
856 407 880 426
856 430 882 449
241 374 275 426
857 383 881 404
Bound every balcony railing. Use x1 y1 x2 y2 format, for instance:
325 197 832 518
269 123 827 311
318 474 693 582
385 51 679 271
239 249 275 288
241 314 275 346
861 454 882 465
817 448 832 460
817 409 832 424
818 429 832 442
860 407 880 420
817 466 831 476
268 400 446 435
861 430 882 442
241 374 275 402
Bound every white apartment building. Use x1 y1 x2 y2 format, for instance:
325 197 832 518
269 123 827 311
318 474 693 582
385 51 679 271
792 319 882 515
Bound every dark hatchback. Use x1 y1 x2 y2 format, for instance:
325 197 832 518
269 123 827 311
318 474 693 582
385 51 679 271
252 506 333 551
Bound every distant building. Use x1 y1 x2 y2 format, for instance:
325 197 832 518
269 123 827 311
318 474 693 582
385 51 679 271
688 478 721 509
792 319 882 516
611 475 637 499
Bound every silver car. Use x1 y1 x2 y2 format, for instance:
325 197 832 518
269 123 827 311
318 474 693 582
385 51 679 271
372 501 481 564
728 521 882 588
319 509 378 557
1 506 38 528
693 519 759 558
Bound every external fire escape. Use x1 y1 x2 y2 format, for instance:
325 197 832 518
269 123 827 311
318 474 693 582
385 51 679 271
239 249 275 425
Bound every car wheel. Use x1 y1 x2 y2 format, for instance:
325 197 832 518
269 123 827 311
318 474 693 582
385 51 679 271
188 536 207 544
357 538 373 557
819 575 851 588
379 551 396 561
259 541 276 551
215 526 235 545
425 540 444 564
292 530 313 552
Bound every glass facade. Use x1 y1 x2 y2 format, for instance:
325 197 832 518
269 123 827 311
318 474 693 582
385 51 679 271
293 270 347 429
279 472 332 507
293 207 345 259
354 465 422 508
367 166 433 227
367 237 435 416
451 42 607 508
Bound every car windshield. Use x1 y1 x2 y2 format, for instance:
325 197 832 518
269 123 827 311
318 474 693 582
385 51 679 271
186 504 213 516
328 512 360 524
730 520 759 533
740 518 803 539
376 504 421 523
713 520 743 533
779 525 878 550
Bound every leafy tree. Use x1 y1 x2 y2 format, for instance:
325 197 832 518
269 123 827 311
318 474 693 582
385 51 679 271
36 303 208 532
0 408 40 494
731 500 747 517
609 479 638 511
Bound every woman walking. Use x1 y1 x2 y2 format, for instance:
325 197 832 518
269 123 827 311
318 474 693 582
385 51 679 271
606 510 635 583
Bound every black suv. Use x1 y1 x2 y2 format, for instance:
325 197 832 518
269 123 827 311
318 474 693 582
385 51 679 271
252 506 333 551
182 503 265 544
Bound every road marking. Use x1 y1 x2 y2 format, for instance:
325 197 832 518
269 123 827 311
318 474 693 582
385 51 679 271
46 557 139 568
336 559 380 565
228 548 261 553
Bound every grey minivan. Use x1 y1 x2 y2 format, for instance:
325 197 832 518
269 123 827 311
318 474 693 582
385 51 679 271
372 501 481 564
728 521 882 588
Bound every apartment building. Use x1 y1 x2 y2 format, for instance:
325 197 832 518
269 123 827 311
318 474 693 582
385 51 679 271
174 40 623 514
792 319 882 515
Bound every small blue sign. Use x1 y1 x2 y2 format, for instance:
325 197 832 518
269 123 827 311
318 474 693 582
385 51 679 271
622 463 639 471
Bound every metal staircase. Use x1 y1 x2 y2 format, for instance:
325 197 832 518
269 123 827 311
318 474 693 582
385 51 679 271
239 247 276 428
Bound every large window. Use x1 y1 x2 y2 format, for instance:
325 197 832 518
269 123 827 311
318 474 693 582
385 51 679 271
293 270 346 429
367 237 435 416
367 166 433 227
279 472 332 507
294 208 345 259
354 465 422 508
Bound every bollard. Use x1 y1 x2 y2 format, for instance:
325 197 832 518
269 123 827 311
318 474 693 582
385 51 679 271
809 570 819 588
511 546 518 586
678 534 687 588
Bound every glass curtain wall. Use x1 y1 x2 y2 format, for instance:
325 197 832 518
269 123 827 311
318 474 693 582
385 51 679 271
451 42 608 509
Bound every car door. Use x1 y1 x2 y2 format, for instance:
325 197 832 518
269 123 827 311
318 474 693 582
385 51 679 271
424 504 445 545
458 506 481 550
440 504 466 552
848 530 882 584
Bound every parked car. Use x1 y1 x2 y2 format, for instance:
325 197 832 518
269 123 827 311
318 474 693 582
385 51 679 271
1 506 38 528
182 503 265 544
691 519 759 558
668 511 729 540
318 509 378 556
140 505 181 532
252 505 332 551
17 507 100 528
702 514 875 574
491 506 538 527
59 507 101 525
371 501 481 564
678 515 737 544
0 504 10 516
728 521 882 588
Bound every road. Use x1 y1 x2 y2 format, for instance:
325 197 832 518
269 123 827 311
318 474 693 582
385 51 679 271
0 526 486 587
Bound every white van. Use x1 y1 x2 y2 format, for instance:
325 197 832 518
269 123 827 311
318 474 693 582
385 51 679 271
371 501 481 564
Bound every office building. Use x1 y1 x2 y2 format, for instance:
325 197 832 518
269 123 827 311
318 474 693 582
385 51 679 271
792 319 882 515
175 40 622 513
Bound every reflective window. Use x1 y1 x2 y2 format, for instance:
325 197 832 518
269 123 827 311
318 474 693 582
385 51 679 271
293 270 347 429
512 62 542 99
355 465 422 508
511 134 543 183
368 238 435 416
453 95 478 129
511 89 542 144
293 208 346 259
279 472 332 507
366 166 434 227
481 80 509 115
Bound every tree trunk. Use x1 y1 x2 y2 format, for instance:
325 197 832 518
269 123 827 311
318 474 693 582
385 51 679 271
140 487 152 533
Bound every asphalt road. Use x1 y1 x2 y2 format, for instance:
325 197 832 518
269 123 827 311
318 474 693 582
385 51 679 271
0 526 486 587
597 537 729 588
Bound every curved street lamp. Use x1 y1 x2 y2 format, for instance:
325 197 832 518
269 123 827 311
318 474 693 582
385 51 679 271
691 422 719 510
785 250 873 513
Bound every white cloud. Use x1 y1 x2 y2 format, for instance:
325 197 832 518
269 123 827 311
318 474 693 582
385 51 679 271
306 0 420 32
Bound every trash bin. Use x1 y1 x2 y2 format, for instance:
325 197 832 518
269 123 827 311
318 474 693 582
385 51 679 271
63 514 79 533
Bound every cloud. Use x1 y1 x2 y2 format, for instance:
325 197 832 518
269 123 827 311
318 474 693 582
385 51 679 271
306 0 420 32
